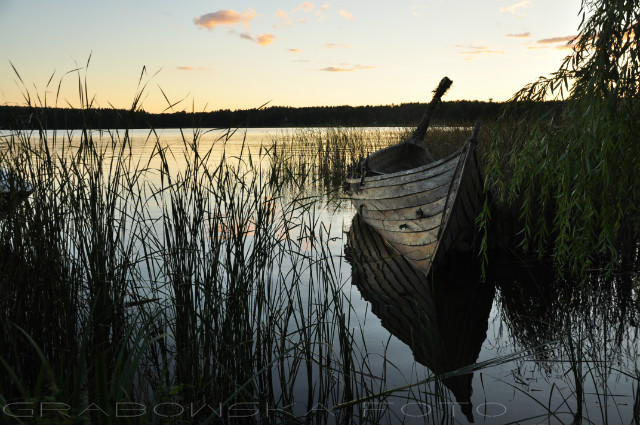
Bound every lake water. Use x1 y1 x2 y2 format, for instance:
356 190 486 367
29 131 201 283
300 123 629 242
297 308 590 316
2 127 638 424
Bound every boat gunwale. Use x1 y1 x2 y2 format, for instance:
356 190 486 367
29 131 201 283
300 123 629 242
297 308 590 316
428 140 478 265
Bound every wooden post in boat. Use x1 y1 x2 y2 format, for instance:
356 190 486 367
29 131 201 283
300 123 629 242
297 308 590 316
408 76 453 145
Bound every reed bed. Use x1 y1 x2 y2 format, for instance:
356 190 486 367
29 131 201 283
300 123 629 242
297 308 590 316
0 103 462 423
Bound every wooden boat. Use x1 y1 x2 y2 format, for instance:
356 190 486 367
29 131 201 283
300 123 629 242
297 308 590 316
0 169 33 214
343 78 483 275
346 214 494 423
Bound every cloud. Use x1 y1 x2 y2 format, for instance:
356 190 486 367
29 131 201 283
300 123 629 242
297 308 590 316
276 3 316 28
316 3 330 21
289 48 302 53
537 35 578 44
194 9 258 30
176 66 206 71
322 43 352 49
499 0 531 18
256 33 275 46
411 0 428 16
461 48 506 55
236 32 275 46
294 2 315 13
339 9 355 20
275 9 292 27
506 32 531 38
456 44 506 59
318 64 375 72
524 35 580 50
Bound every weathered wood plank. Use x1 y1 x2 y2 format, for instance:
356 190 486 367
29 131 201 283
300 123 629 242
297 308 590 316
345 125 483 276
360 196 447 222
351 166 457 201
346 152 461 190
363 205 452 233
353 182 454 211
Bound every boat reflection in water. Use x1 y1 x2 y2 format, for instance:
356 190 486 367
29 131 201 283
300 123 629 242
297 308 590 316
346 214 494 423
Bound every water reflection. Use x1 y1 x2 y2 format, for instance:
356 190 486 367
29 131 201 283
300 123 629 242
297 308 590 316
489 256 640 424
346 214 495 422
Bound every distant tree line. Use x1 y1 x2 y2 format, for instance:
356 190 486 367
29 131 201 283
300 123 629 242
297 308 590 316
0 100 555 130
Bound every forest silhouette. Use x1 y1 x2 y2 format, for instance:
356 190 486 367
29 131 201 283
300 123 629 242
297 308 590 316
0 100 534 129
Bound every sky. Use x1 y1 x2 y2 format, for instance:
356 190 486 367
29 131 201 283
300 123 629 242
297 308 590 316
0 0 582 113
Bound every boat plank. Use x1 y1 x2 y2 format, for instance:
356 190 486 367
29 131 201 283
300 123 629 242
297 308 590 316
345 119 483 275
360 197 447 222
364 206 452 233
353 183 454 211
350 167 457 201
346 153 461 190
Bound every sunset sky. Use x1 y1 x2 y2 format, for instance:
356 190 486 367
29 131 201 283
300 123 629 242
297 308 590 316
0 0 581 113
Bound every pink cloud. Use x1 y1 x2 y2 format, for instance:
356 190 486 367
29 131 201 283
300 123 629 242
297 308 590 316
537 35 578 44
339 9 355 20
193 9 257 30
235 31 275 46
294 2 315 13
176 66 206 71
256 33 275 46
506 32 531 38
275 9 292 27
322 43 352 49
316 3 330 21
456 44 506 60
318 64 375 72
499 0 531 18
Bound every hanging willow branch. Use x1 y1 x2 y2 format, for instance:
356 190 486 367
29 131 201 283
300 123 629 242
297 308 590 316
482 0 640 277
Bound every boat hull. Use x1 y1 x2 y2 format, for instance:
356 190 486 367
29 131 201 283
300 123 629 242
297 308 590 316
344 139 482 275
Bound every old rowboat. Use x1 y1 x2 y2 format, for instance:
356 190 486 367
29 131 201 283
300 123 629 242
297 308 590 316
343 78 483 275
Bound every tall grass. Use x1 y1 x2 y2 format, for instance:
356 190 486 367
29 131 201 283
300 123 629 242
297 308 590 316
0 70 396 424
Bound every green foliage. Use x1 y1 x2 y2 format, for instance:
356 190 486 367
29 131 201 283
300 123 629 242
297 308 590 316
484 0 640 275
